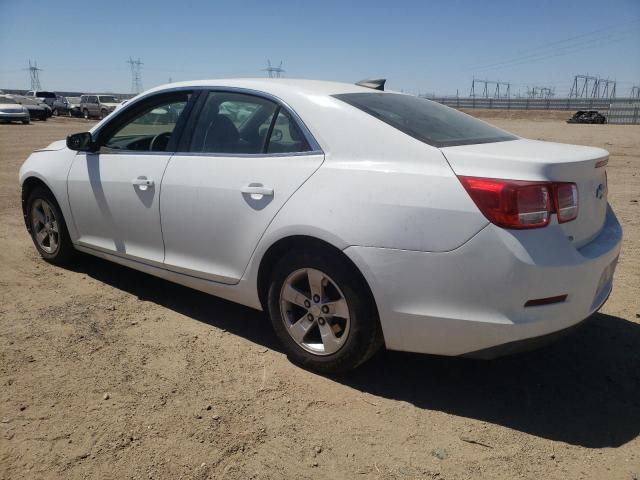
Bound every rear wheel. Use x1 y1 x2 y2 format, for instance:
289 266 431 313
267 249 383 373
26 187 75 265
83 109 89 120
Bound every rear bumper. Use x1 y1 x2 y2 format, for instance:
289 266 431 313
345 205 622 356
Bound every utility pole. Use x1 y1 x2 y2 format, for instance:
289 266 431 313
262 60 285 78
26 60 43 90
126 57 144 94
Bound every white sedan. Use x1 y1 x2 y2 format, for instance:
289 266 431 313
19 79 622 372
0 95 30 124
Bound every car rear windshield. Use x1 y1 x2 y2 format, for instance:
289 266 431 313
333 92 517 148
99 96 117 103
37 91 56 98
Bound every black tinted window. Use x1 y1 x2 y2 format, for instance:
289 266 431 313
189 92 278 154
333 92 517 147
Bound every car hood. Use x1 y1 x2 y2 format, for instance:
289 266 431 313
35 140 67 152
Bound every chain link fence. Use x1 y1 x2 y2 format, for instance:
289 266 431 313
428 97 640 125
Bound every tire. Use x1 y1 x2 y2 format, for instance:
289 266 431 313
83 109 89 120
22 119 29 125
267 249 383 374
52 109 59 116
26 187 75 266
100 109 107 120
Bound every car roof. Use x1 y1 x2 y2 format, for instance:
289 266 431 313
144 78 374 98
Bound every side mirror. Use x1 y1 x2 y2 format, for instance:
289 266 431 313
67 132 95 152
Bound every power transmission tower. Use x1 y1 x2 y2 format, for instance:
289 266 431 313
630 86 640 99
262 60 285 78
26 60 43 90
598 79 616 99
569 74 616 99
470 78 511 98
527 86 555 99
126 57 144 93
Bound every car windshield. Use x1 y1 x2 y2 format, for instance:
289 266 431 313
333 92 517 148
99 96 117 103
0 96 17 104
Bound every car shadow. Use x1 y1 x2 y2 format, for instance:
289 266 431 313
69 254 640 448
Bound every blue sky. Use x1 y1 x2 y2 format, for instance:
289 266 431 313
1 0 639 96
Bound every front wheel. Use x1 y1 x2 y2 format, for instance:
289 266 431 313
267 249 383 373
26 187 75 265
100 109 107 119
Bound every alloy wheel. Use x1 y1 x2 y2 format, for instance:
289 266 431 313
279 268 351 355
31 199 59 254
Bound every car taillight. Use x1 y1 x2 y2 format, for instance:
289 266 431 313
458 176 578 229
553 183 578 223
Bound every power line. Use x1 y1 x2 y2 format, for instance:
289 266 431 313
471 30 636 74
468 18 640 72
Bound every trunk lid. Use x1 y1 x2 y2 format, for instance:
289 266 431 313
440 138 609 247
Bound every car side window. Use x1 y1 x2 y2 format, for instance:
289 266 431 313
188 92 278 154
265 109 311 154
100 93 190 152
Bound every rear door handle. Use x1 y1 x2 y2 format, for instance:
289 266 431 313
132 177 154 191
241 184 274 197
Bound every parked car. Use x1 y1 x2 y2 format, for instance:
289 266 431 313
25 90 57 108
51 96 72 116
66 96 82 117
567 110 607 124
0 95 30 124
79 94 120 119
10 95 48 121
18 79 622 373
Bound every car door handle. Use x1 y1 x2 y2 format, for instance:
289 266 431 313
132 177 154 191
240 184 274 197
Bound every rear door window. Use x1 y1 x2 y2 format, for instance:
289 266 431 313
188 92 278 154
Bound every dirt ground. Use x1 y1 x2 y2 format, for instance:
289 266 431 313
1 113 639 480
